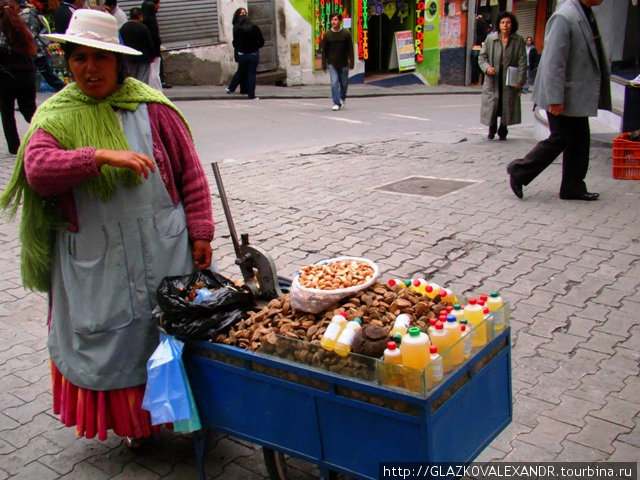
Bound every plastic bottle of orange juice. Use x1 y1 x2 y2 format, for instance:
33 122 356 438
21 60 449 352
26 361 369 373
439 288 458 304
390 313 412 337
428 345 444 384
424 282 441 300
383 341 402 364
451 303 465 322
401 327 430 370
427 317 438 339
428 321 455 374
464 298 487 347
488 291 504 331
460 323 472 360
410 278 427 295
387 278 409 290
320 312 347 351
444 315 464 368
334 317 362 356
380 340 403 387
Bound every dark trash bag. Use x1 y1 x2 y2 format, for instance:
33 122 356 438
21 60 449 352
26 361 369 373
157 270 254 340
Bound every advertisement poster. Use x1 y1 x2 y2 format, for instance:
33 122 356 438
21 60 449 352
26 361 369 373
393 30 416 72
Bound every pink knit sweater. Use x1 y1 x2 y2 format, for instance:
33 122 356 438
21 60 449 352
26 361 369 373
23 103 214 242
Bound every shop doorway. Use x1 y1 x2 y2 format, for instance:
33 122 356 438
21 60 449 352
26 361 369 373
366 13 393 73
365 1 412 76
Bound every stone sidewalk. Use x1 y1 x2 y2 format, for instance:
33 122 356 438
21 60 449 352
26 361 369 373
0 94 639 479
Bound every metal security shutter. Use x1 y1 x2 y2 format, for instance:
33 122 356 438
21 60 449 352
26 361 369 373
118 0 219 49
515 0 537 40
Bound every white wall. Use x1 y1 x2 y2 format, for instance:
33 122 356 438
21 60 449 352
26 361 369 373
163 0 364 86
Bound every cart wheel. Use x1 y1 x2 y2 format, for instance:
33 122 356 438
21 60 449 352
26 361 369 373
262 448 341 480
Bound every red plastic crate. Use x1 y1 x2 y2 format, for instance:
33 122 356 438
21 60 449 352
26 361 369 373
613 132 640 180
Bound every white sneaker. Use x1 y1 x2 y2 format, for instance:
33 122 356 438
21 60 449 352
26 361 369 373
225 87 231 94
332 104 340 111
341 99 346 108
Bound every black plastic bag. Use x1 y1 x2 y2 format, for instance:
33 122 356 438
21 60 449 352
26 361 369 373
157 270 254 340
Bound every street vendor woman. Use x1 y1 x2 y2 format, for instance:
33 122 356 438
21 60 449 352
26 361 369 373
0 9 214 444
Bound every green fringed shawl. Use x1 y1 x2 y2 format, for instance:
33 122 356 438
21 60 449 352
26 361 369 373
0 78 191 292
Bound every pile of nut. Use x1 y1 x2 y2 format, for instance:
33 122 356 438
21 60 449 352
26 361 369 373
298 259 375 290
215 282 450 352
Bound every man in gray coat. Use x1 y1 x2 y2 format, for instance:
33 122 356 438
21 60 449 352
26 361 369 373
507 0 611 201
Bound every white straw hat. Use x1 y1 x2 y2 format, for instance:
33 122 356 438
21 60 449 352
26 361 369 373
43 9 141 56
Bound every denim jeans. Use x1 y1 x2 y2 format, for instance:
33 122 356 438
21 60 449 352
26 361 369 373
228 52 259 99
328 64 349 106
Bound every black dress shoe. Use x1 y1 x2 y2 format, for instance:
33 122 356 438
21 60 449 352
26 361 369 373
509 173 523 199
488 125 497 139
161 82 173 89
559 192 600 201
498 125 508 140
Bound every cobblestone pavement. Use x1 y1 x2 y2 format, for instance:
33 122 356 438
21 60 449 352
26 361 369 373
0 100 639 479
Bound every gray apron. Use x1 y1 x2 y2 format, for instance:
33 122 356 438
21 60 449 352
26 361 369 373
48 103 194 390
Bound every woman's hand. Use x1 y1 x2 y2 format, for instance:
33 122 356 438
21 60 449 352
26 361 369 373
192 240 212 270
94 149 155 178
486 66 496 76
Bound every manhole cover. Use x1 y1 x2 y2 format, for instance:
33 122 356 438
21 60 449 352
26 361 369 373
374 176 478 198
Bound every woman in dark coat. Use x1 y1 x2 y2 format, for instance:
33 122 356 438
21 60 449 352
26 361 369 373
226 12 264 100
226 7 247 94
478 11 527 140
0 0 37 154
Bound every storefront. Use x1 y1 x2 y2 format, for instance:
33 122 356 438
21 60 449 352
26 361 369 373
311 0 439 84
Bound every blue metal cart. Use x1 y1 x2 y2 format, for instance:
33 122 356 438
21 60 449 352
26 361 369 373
183 321 511 480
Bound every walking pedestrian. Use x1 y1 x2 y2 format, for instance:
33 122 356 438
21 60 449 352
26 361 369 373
0 0 37 155
53 0 82 33
227 12 263 100
102 0 126 27
523 36 539 93
321 13 354 111
0 9 214 445
141 0 163 89
19 0 66 91
507 0 611 201
120 6 154 84
478 11 527 140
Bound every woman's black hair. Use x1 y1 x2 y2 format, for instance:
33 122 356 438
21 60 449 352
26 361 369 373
232 7 246 26
63 43 126 84
496 11 518 34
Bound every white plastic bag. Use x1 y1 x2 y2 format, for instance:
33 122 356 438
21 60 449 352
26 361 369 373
289 257 379 314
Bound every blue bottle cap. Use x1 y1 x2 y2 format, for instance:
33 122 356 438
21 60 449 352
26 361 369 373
446 314 457 323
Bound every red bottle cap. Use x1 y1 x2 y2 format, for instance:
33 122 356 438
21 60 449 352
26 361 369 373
430 345 438 354
387 279 397 287
468 298 477 305
387 341 397 350
425 285 433 293
339 311 347 318
436 322 444 330
461 324 466 332
480 294 488 302
446 305 454 313
430 318 438 326
413 278 421 287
